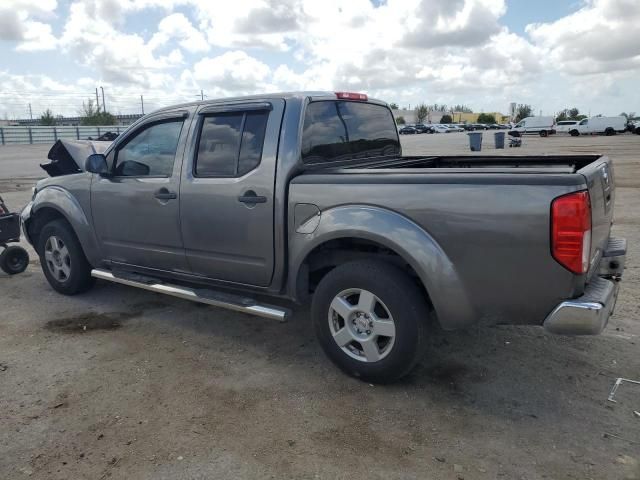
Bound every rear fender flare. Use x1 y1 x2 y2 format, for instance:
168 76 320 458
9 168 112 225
289 205 476 330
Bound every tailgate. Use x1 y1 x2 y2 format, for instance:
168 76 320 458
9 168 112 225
579 155 614 277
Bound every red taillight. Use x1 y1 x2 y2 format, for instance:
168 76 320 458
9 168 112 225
335 91 367 101
551 191 592 274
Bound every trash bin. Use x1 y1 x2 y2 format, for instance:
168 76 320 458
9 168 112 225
467 132 482 152
494 131 505 149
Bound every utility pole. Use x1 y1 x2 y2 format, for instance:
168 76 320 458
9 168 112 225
200 89 204 101
95 88 100 113
100 86 106 113
140 95 144 115
28 103 33 120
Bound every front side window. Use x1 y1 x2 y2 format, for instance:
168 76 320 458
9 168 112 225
579 119 588 125
195 110 269 177
115 119 184 177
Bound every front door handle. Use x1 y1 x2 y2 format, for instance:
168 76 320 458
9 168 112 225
154 188 177 200
238 190 267 204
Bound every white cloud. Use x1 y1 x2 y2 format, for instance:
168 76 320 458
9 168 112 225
526 0 640 75
148 13 209 53
58 1 183 87
0 0 58 50
190 51 272 91
1 0 638 119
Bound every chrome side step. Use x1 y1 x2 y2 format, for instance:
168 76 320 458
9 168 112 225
91 269 289 322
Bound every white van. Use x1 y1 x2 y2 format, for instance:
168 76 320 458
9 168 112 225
510 116 556 137
570 116 627 136
555 120 579 134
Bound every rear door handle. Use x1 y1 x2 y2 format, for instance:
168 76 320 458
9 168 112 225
238 190 267 204
154 188 177 200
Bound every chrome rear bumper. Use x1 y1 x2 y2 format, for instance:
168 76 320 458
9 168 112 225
544 237 625 335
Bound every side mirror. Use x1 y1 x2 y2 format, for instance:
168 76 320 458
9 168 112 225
117 160 150 176
85 154 110 176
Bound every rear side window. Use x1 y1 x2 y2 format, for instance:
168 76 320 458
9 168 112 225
301 101 400 165
195 110 269 177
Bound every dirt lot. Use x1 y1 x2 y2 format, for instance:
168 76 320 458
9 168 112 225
1 133 639 479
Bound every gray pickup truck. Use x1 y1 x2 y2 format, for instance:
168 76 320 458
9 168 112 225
21 91 626 382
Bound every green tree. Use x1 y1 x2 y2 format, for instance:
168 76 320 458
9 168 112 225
80 99 116 125
515 104 533 122
414 103 429 123
40 109 56 126
568 107 580 119
452 104 473 113
389 102 399 110
620 112 636 121
440 114 453 124
426 103 448 113
395 116 405 125
477 113 496 124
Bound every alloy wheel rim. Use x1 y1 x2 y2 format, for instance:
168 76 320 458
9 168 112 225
44 235 71 282
328 288 396 363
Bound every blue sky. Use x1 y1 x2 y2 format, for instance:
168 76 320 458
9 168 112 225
0 0 639 119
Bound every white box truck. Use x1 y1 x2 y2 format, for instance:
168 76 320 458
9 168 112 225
570 116 627 136
510 116 556 137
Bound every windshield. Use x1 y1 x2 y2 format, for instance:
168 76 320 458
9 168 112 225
301 100 400 165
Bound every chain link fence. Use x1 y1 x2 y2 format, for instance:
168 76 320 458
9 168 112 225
0 125 127 145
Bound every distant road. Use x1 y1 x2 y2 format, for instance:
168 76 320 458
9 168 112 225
0 144 51 180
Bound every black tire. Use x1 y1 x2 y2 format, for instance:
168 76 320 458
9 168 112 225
539 130 548 137
0 246 29 274
605 128 615 136
37 219 94 295
312 260 429 383
570 130 579 137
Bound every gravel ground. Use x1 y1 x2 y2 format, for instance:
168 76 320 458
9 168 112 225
1 133 639 479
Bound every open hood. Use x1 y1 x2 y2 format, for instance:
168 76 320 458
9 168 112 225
41 139 112 177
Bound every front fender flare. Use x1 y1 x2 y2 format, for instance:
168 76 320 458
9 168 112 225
29 186 100 265
289 205 476 330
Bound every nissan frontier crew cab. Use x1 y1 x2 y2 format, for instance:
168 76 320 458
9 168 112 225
22 91 626 383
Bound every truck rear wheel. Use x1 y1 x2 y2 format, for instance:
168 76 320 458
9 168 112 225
312 260 429 383
37 219 95 295
539 130 548 137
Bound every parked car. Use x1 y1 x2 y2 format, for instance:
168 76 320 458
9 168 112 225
472 123 488 130
447 124 465 132
398 125 417 135
556 120 580 134
569 116 627 136
510 116 556 137
432 124 451 133
412 124 432 134
462 124 475 131
22 91 626 383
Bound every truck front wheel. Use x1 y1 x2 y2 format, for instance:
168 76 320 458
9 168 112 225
312 260 429 383
570 130 580 137
539 130 548 137
37 219 95 295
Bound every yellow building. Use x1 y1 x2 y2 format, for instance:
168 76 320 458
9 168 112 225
451 112 510 123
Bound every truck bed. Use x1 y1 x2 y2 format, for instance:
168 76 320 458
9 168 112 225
291 152 614 326
330 154 603 174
